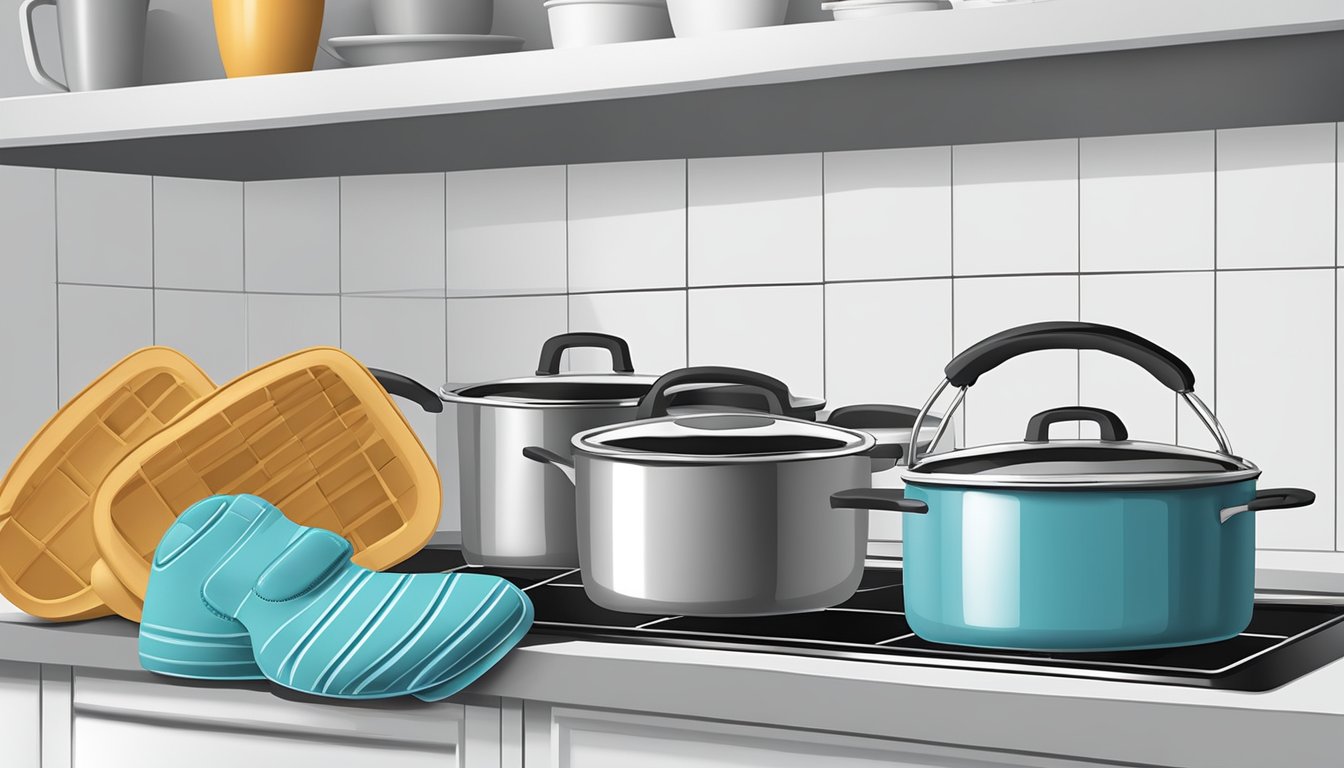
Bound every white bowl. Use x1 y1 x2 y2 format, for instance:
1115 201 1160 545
666 0 789 38
822 0 948 19
374 0 494 35
545 0 674 48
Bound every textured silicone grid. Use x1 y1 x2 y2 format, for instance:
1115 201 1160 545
0 348 215 621
93 347 441 620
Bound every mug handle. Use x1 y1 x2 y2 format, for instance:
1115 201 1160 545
318 40 350 66
19 0 67 92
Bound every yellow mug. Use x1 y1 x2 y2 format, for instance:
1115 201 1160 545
212 0 325 78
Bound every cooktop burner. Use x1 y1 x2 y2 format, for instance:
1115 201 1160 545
392 548 1344 692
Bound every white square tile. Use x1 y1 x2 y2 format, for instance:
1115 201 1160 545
341 297 448 462
441 294 567 533
245 178 340 294
56 170 152 286
1079 273 1214 447
342 296 448 530
445 295 569 383
0 166 57 470
825 280 952 408
246 294 342 366
1218 269 1334 551
826 279 953 542
568 291 687 375
57 285 154 402
569 160 686 293
1080 131 1214 273
1217 123 1335 269
154 290 247 382
824 147 952 281
953 275 1079 447
952 139 1079 276
688 154 823 287
153 177 243 290
446 166 567 296
688 285 824 399
341 174 446 296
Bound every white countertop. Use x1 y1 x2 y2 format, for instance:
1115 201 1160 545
3 602 1342 767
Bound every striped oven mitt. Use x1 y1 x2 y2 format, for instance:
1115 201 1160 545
138 494 532 701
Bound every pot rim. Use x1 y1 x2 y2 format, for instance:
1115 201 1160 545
903 438 1263 490
440 373 658 409
572 413 877 465
440 376 828 412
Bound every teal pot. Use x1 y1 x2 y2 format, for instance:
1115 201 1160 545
832 321 1315 651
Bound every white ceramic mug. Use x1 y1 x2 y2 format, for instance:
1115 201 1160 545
373 0 494 35
19 0 150 92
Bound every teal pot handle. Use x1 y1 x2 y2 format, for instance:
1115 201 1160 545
1220 488 1316 523
830 487 928 514
945 321 1195 393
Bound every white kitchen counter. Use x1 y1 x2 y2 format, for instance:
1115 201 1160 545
3 603 1341 768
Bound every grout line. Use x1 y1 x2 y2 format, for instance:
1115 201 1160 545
150 176 156 344
820 151 827 400
564 165 571 342
1076 137 1082 424
241 180 248 368
333 176 338 347
444 171 450 384
52 170 60 405
1336 121 1340 552
685 157 690 367
1212 129 1218 425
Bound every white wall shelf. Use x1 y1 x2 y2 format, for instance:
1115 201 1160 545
1 0 1342 180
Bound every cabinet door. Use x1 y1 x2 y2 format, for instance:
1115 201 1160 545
71 670 466 768
526 705 1121 768
0 661 41 768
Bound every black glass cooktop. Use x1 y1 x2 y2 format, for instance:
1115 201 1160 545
391 548 1344 692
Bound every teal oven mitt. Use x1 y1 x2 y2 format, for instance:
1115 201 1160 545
139 494 532 701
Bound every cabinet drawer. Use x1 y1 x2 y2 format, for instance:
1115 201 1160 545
73 669 463 752
528 705 1121 768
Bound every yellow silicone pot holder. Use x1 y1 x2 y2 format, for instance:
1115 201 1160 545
93 347 441 618
0 348 215 621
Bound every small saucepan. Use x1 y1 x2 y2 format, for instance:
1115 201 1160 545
524 366 902 616
832 321 1315 652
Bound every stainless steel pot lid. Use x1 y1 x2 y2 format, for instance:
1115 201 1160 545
442 373 658 408
575 413 876 465
905 408 1261 490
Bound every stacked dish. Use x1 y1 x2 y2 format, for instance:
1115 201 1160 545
322 0 523 66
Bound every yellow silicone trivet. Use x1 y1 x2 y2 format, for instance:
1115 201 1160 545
92 347 441 614
0 348 215 621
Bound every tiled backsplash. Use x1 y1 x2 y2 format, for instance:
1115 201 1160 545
2 122 1341 558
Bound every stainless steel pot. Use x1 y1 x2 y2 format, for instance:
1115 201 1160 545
441 333 827 568
524 366 902 616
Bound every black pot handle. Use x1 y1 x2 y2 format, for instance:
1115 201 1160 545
1025 406 1128 443
825 404 921 429
945 322 1195 393
368 368 444 413
535 332 634 376
1221 488 1316 523
830 488 928 514
637 366 797 420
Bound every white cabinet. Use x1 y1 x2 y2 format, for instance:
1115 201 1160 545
62 669 481 768
0 661 41 768
520 704 1122 768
